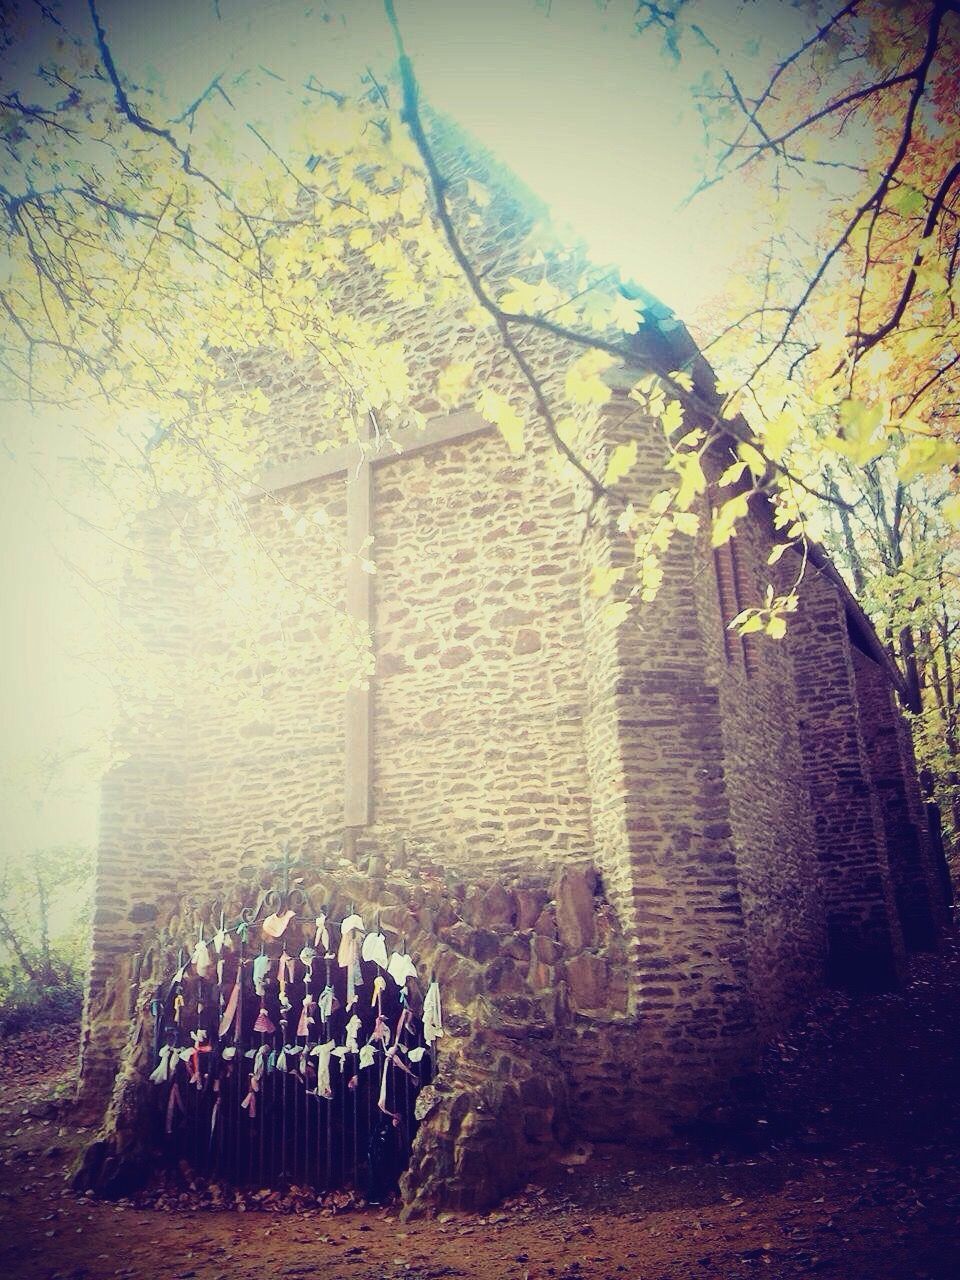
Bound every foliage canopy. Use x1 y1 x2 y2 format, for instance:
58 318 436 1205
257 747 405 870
1 0 959 813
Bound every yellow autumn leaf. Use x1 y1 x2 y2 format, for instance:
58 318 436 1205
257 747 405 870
732 609 764 634
630 373 659 403
828 398 887 465
604 439 638 486
660 399 685 434
476 387 525 456
900 326 939 355
737 441 767 477
761 408 799 461
674 452 707 509
436 361 474 407
639 553 663 601
720 392 743 421
607 293 645 333
673 511 699 537
712 492 749 545
718 459 748 488
500 275 555 313
649 522 671 552
615 502 637 534
565 349 617 407
464 303 494 329
600 599 632 627
590 564 626 598
897 435 960 480
580 291 616 331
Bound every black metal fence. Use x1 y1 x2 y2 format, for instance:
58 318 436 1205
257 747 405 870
148 916 435 1202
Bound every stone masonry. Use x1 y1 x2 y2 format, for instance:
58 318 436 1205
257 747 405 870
77 117 952 1207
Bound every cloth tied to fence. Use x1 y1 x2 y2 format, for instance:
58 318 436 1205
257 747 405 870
312 1039 336 1099
338 914 365 1009
218 967 242 1040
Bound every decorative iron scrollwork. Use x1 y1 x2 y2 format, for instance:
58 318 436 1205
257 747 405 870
237 846 321 930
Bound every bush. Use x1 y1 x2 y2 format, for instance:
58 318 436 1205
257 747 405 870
0 842 92 1037
0 976 83 1038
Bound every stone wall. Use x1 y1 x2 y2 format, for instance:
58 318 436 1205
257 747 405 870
851 645 949 949
82 404 946 1135
695 498 827 1039
80 420 596 1108
79 116 947 1144
788 566 906 990
182 425 593 882
371 430 593 874
574 403 761 1117
77 522 196 1113
183 478 349 881
74 860 630 1216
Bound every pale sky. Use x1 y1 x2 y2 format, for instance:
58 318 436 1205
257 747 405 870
98 0 811 313
1 0 809 862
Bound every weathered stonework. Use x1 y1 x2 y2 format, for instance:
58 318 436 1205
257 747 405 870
78 117 951 1204
76 861 631 1216
788 567 907 990
851 645 950 949
698 497 826 1038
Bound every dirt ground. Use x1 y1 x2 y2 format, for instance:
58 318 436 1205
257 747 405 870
4 942 960 1280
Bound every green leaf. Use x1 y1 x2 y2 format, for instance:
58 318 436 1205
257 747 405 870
889 186 925 218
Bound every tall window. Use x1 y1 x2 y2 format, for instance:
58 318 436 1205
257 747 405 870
713 540 741 665
711 508 759 677
732 537 760 677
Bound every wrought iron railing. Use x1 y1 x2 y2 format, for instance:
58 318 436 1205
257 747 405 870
147 852 439 1202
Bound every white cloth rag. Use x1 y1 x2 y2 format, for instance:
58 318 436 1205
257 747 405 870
423 980 443 1045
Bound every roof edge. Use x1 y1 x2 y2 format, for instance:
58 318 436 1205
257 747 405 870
633 311 908 703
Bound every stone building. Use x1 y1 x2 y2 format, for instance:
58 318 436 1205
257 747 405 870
76 120 952 1211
